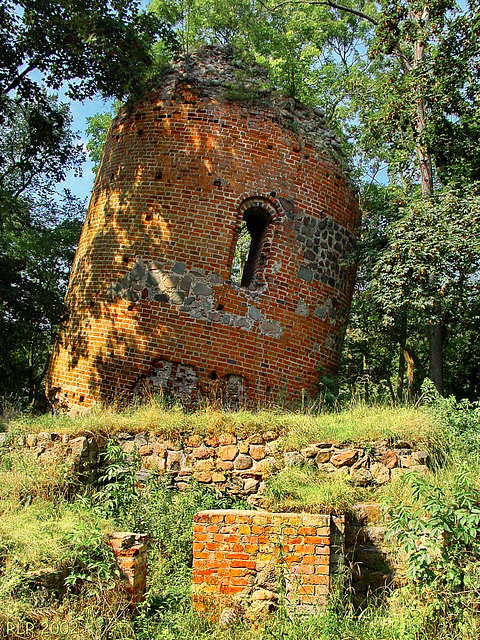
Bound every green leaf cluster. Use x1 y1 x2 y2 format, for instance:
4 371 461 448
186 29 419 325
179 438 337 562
385 468 480 633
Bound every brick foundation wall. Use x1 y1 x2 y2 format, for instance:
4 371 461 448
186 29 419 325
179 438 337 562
192 510 345 615
46 47 359 412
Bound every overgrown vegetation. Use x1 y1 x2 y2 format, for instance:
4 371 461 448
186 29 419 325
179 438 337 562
2 394 480 638
2 398 436 443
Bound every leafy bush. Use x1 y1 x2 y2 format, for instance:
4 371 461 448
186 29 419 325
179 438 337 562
421 379 480 457
63 523 119 591
385 468 480 637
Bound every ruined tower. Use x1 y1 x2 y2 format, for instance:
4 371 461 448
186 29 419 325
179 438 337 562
46 47 359 411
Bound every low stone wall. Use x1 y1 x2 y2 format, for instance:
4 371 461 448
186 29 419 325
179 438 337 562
3 429 418 606
9 429 429 502
192 510 345 616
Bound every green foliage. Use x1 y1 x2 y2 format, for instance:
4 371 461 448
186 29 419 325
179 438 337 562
0 0 168 103
63 523 119 590
370 185 480 327
89 440 249 589
86 111 114 174
230 219 251 283
385 468 480 635
0 191 83 402
346 180 480 401
317 365 340 410
421 380 480 457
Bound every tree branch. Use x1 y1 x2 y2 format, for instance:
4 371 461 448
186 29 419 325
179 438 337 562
3 63 38 95
271 0 379 26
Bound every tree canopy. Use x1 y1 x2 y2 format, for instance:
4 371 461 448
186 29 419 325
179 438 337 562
0 0 174 404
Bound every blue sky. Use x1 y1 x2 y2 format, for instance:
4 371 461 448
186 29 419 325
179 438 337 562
62 0 150 205
64 95 113 203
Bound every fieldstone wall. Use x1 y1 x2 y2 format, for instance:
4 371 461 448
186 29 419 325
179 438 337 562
10 430 429 502
46 45 359 412
4 430 426 602
192 510 345 616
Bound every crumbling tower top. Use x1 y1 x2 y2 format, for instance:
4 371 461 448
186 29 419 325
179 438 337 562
46 46 359 411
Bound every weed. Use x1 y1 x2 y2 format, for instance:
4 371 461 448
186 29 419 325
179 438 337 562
63 523 119 592
384 467 480 637
264 464 359 513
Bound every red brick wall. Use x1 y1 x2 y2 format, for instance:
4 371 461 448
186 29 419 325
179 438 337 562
192 510 344 614
107 532 148 604
46 52 359 410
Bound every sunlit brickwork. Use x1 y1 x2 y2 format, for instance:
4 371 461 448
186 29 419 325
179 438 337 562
46 47 359 411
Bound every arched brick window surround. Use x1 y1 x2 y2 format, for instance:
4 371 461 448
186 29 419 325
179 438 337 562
231 197 279 289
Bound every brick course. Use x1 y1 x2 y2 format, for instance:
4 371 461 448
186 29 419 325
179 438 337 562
192 510 345 614
46 47 359 411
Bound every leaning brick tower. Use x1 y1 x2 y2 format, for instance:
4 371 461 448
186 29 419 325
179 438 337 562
46 46 359 411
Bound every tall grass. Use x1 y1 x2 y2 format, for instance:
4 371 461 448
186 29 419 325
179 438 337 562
2 390 480 638
264 465 361 513
4 398 438 449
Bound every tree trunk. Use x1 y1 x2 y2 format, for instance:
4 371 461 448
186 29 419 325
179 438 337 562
428 305 443 395
396 315 407 401
363 353 369 402
404 349 415 403
415 37 443 394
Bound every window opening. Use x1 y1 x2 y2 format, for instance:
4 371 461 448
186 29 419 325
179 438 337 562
231 207 271 287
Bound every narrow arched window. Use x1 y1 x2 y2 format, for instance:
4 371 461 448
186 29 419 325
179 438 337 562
231 206 272 287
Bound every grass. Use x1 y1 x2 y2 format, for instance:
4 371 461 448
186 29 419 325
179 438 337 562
0 448 113 574
1 392 480 638
3 399 438 449
263 465 361 513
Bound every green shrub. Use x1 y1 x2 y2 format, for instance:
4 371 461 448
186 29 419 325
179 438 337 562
421 379 480 457
385 468 480 637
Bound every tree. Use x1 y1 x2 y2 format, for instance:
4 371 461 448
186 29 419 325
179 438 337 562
1 0 170 103
86 109 116 175
0 193 84 403
370 185 480 396
0 1 175 402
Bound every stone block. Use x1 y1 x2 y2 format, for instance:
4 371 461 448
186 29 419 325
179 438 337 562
234 454 253 470
193 445 212 459
166 451 183 471
249 445 265 460
381 450 398 469
315 449 331 464
194 459 214 472
284 451 305 467
330 449 358 467
412 450 429 465
370 462 390 485
219 433 237 445
218 445 239 461
194 471 212 483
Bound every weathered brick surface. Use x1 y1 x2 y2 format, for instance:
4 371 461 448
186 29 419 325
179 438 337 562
107 532 148 604
46 47 359 412
192 509 344 613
